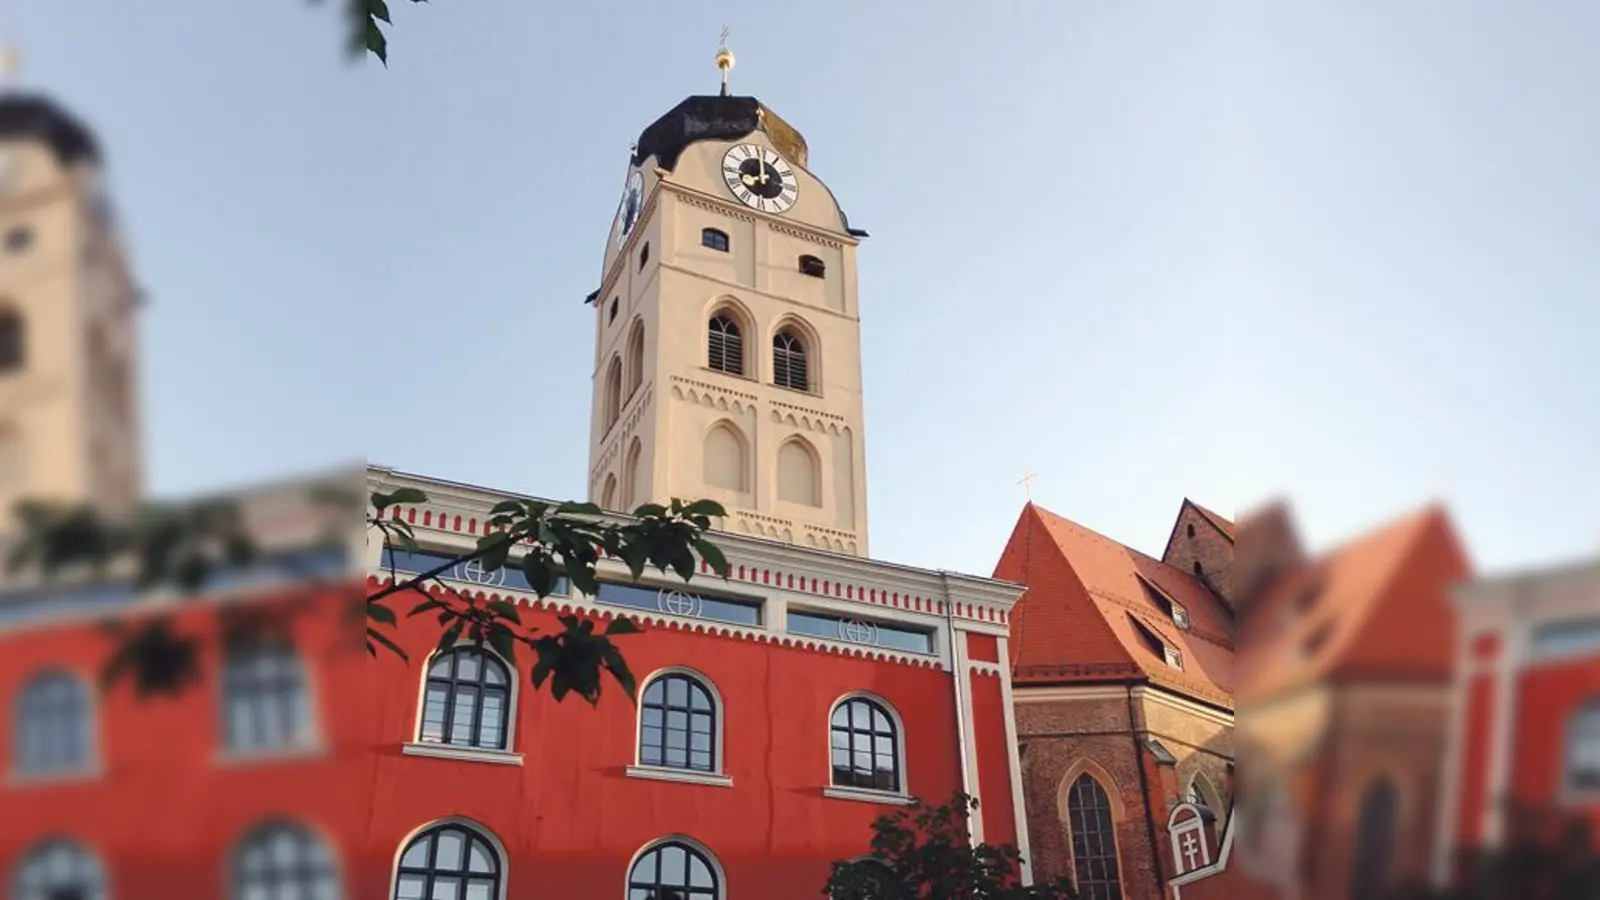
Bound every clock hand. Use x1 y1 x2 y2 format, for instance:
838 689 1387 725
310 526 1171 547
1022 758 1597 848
741 172 758 187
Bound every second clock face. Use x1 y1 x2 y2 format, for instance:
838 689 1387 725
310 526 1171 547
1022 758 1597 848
615 170 644 248
721 144 797 214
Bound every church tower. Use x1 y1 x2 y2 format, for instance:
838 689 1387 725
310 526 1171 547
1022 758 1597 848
586 50 871 556
0 80 143 530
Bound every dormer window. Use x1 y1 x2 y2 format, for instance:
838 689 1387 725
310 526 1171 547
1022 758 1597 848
1173 605 1191 631
1165 646 1185 670
799 255 825 278
701 228 730 252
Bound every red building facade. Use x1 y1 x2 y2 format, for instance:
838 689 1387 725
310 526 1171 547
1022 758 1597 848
0 467 1032 899
1433 556 1600 884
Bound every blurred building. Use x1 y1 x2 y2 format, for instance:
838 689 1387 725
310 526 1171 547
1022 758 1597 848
991 499 1237 900
0 87 142 531
1433 556 1600 884
0 71 1034 899
1160 502 1474 900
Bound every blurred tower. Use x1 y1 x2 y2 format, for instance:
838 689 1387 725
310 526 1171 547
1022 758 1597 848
0 59 143 531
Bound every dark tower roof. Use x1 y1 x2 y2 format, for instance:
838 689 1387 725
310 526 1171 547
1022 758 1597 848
632 95 807 172
0 93 101 165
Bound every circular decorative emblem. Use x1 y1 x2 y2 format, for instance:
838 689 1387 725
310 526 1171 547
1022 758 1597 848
454 558 505 587
839 618 877 646
657 589 703 618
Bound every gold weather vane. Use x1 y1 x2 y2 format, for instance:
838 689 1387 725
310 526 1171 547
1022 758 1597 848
1017 470 1038 501
715 27 735 96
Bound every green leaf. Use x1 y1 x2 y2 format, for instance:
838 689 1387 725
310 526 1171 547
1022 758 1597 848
437 621 464 653
367 626 408 661
521 553 557 598
681 499 727 519
486 599 522 623
633 503 669 519
477 532 512 571
694 538 731 578
367 602 397 626
618 541 649 580
367 0 392 24
408 597 444 617
600 643 637 700
489 499 523 516
604 616 641 636
486 624 516 663
565 564 600 598
669 548 696 583
365 16 388 64
555 501 603 517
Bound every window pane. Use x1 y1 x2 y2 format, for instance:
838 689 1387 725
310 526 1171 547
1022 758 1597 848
435 830 464 871
395 874 427 900
429 876 459 900
667 678 687 707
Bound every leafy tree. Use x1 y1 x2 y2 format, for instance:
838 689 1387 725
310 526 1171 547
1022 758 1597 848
824 792 1077 899
316 0 428 65
6 483 732 706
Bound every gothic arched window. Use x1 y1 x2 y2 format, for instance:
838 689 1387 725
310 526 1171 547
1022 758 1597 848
772 330 809 391
707 315 743 375
230 821 339 900
1066 773 1123 900
604 355 623 431
393 822 502 900
1348 778 1399 900
625 319 646 399
829 695 902 793
638 671 719 773
417 646 513 751
628 839 722 900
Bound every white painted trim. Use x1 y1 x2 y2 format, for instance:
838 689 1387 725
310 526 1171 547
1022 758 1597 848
388 816 510 900
213 740 327 768
826 691 912 800
409 641 520 755
625 765 734 788
997 636 1034 886
634 666 727 776
401 742 523 766
1169 809 1237 898
1482 619 1526 846
624 834 729 899
948 588 982 845
823 785 917 806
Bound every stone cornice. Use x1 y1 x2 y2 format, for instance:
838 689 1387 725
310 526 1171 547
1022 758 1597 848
366 467 1025 626
658 181 857 248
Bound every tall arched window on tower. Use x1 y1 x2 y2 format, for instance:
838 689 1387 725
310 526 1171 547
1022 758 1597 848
1066 772 1123 900
1348 777 1399 900
625 319 645 399
624 437 643 510
772 330 809 391
0 305 24 374
702 422 748 493
604 355 623 431
776 438 820 506
707 315 743 375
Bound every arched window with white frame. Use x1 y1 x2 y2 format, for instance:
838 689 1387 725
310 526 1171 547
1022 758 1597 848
230 820 339 900
13 669 92 777
416 645 514 751
1567 698 1600 793
827 693 906 795
221 638 312 754
637 669 722 775
392 820 504 900
627 837 724 900
11 839 107 900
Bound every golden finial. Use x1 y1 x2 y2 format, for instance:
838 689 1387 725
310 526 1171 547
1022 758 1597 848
715 27 735 96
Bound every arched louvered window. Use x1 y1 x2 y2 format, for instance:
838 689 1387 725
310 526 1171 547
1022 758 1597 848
701 228 729 252
12 840 107 900
13 670 91 776
1567 699 1600 792
222 639 311 753
1348 778 1399 900
231 821 339 900
707 315 743 375
625 320 645 398
1067 773 1123 900
393 822 502 900
628 839 722 900
604 355 623 431
417 646 512 751
799 255 826 278
0 306 23 373
829 695 902 793
772 330 808 391
639 671 719 773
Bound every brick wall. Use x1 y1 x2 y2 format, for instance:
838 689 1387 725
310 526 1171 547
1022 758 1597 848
1162 506 1235 612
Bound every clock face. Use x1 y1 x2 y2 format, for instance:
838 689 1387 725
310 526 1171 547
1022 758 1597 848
615 170 644 248
721 144 797 214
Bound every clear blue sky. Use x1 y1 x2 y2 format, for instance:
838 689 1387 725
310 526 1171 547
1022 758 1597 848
13 2 1597 578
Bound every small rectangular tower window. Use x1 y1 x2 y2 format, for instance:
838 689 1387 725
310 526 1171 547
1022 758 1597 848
639 242 650 270
702 228 730 252
799 255 825 278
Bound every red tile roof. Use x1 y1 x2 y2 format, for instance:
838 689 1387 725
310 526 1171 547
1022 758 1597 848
995 503 1235 709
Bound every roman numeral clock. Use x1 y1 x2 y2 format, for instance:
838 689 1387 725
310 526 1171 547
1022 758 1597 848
720 143 798 214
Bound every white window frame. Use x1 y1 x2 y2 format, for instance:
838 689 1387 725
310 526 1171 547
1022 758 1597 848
402 642 523 766
823 691 914 806
626 666 733 788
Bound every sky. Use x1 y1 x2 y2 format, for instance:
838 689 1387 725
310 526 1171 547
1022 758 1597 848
10 2 1597 579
